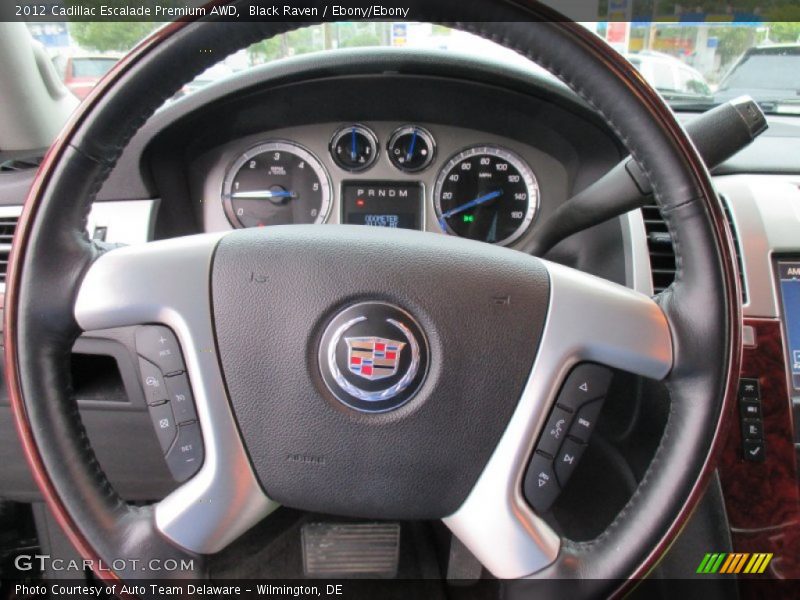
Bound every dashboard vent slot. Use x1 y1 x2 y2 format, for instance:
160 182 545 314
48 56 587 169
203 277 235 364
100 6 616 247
0 214 20 284
641 201 675 294
641 196 747 303
719 194 748 304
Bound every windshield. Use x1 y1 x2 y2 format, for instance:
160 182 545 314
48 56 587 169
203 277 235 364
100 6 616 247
31 20 800 114
70 57 117 78
719 51 800 92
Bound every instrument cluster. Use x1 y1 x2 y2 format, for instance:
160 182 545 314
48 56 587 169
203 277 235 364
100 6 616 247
215 122 547 247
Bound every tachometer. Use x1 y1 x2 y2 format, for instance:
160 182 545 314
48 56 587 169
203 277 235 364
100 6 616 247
433 146 539 245
222 141 331 228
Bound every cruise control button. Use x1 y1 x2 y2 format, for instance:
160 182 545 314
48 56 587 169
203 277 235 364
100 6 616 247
165 422 204 482
136 325 185 375
523 452 560 513
568 399 603 444
138 358 168 405
537 407 572 457
555 438 586 487
556 364 612 412
165 373 197 424
148 400 177 453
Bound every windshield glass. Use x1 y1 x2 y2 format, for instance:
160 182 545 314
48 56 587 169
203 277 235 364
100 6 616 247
30 20 800 114
718 51 800 92
70 57 118 78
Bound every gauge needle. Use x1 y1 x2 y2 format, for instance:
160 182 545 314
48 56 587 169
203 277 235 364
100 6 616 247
231 190 297 199
351 127 357 161
486 212 498 243
406 129 418 162
441 190 503 219
439 190 502 230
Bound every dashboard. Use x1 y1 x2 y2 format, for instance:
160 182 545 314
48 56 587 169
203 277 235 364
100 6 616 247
198 121 563 247
1 47 800 581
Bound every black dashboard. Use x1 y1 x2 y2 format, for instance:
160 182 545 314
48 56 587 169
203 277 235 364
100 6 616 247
105 49 627 278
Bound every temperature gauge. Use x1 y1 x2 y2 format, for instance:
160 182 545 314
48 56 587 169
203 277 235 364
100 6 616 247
330 124 378 172
387 125 435 172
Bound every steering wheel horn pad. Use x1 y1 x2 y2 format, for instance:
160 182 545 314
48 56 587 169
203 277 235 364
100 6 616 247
6 0 740 591
211 225 549 519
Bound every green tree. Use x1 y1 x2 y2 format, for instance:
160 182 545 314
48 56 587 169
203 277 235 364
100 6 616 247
768 21 800 43
68 22 160 53
708 26 757 71
248 26 331 64
338 33 381 48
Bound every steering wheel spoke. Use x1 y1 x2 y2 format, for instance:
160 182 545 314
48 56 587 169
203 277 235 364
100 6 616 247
443 260 673 579
75 234 277 554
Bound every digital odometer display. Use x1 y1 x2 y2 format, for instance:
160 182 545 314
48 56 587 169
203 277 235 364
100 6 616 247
777 260 800 391
434 146 539 246
342 181 423 230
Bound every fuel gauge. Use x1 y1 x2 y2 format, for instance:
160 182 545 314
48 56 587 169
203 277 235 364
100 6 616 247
330 124 378 172
387 125 435 172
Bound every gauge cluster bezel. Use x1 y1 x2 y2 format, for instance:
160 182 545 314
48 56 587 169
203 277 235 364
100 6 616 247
433 145 541 247
387 125 437 173
329 124 379 172
204 121 567 249
220 139 333 229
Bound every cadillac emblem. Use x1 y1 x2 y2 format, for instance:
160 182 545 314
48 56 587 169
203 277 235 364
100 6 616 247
318 302 428 412
346 337 406 381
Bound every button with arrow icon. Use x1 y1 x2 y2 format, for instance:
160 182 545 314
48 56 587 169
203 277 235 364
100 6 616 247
555 439 587 487
523 451 560 513
555 363 613 412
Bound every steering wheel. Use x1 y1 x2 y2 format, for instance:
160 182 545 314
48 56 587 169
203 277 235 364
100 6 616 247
5 1 741 593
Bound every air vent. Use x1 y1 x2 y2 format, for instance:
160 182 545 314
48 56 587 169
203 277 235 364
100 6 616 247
641 196 747 302
641 201 675 294
0 156 42 172
720 195 748 304
0 213 20 285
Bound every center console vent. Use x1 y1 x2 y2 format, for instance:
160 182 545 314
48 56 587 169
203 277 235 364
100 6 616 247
642 195 747 302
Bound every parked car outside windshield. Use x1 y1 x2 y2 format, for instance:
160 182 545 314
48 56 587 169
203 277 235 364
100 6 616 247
714 44 800 112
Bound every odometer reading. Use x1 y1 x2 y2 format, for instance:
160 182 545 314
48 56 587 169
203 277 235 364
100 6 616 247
433 146 539 245
222 141 331 229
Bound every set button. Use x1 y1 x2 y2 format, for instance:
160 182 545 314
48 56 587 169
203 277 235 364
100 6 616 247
165 422 205 483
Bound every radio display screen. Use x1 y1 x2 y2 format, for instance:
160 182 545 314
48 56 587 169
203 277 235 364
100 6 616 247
777 260 800 391
342 181 423 230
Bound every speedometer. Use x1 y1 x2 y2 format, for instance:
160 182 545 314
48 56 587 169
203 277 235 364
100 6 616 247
433 146 539 246
222 141 331 228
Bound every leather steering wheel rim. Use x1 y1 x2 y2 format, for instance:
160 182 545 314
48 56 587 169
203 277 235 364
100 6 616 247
5 0 741 592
